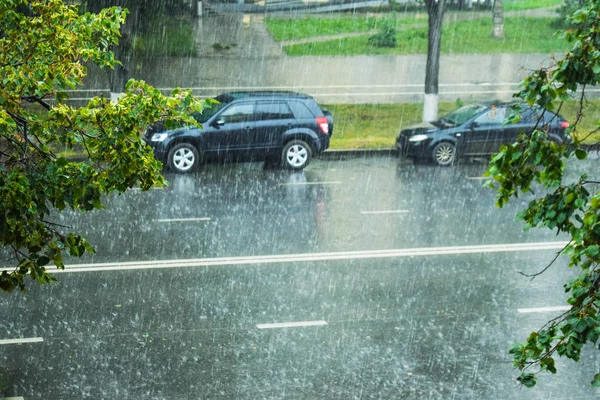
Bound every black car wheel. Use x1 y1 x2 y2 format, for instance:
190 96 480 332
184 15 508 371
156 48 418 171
282 140 312 170
168 143 201 173
432 142 456 166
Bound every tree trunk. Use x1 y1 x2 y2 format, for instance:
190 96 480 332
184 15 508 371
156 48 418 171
423 0 445 122
491 0 504 38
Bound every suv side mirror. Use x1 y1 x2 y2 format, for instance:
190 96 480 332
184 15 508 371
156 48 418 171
213 119 225 127
470 121 479 129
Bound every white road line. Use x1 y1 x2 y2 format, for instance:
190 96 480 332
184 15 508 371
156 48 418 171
156 218 211 222
312 90 519 97
62 87 600 102
280 181 342 186
152 83 521 91
6 241 567 275
360 210 410 215
0 397 25 400
517 306 571 314
0 337 44 345
467 176 489 180
256 320 327 329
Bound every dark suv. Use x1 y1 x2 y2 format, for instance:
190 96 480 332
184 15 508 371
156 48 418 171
144 91 333 173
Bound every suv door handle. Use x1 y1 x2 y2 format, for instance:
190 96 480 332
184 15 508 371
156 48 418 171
244 126 252 130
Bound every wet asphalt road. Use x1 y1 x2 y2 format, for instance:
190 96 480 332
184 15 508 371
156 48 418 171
1 156 599 399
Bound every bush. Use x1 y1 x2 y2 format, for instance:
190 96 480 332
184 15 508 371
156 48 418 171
368 18 397 47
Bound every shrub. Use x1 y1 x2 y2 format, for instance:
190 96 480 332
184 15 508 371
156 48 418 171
368 18 397 47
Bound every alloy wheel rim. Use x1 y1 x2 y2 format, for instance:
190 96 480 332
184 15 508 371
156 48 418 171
436 145 454 164
286 145 308 167
173 148 195 171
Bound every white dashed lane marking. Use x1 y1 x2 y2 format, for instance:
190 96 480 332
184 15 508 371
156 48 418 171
0 337 44 345
256 321 328 329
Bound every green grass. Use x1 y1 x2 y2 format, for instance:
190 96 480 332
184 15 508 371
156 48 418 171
284 17 569 55
504 0 561 11
327 102 457 149
132 17 197 57
326 101 600 149
265 15 424 42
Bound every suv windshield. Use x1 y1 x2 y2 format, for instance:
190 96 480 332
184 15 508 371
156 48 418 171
440 104 487 125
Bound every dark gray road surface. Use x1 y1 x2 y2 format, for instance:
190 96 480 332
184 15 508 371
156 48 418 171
1 157 599 399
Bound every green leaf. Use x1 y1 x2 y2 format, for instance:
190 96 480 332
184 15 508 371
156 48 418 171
592 373 600 387
37 256 51 267
586 245 599 258
518 373 537 388
575 148 587 160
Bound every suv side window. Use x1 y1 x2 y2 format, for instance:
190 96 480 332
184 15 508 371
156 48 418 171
474 107 507 125
254 101 294 121
220 103 254 123
288 100 314 119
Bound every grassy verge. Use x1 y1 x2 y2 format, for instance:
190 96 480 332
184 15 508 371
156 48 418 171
266 15 425 42
326 101 600 149
132 17 197 57
284 17 569 55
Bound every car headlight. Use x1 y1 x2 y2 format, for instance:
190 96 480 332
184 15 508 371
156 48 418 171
151 133 168 142
408 134 429 142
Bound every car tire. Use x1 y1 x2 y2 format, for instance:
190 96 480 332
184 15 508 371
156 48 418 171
282 140 312 170
432 142 456 166
168 143 201 173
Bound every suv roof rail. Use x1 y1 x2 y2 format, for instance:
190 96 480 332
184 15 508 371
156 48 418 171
223 90 311 99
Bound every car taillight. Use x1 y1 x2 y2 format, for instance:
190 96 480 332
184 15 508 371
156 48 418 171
561 121 570 129
316 117 329 135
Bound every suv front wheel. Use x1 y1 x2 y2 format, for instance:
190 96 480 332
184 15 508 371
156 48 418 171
282 140 312 170
168 143 201 173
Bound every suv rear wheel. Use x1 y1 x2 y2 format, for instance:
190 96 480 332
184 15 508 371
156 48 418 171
282 140 312 170
168 143 201 173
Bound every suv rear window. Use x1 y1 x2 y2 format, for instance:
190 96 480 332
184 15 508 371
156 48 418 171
288 100 315 119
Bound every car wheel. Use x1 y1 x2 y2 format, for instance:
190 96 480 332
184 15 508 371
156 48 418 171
432 142 456 166
168 143 201 173
282 140 312 170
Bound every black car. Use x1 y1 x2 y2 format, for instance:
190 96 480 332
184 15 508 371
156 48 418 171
144 91 333 173
396 103 570 166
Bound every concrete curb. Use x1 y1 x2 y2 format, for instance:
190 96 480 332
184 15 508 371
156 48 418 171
65 145 596 164
319 148 398 160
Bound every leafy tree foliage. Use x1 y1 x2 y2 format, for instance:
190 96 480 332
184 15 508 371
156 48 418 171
0 0 206 292
485 0 600 387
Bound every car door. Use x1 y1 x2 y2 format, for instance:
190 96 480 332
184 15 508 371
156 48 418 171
207 102 255 157
462 107 507 155
252 101 296 154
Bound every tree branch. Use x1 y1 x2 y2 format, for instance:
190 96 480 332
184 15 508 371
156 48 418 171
22 95 52 110
518 240 571 279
